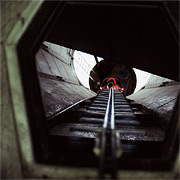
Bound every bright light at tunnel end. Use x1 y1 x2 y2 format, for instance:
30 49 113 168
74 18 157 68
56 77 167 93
73 50 151 93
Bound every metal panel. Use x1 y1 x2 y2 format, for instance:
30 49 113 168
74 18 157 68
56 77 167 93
54 57 69 79
127 84 180 129
39 77 96 118
144 74 174 89
35 49 52 75
36 45 80 84
41 50 61 77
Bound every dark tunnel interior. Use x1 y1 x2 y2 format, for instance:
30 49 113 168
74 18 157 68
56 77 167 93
34 41 179 174
29 1 179 177
2 1 179 179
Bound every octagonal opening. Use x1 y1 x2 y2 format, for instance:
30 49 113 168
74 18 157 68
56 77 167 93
16 1 179 178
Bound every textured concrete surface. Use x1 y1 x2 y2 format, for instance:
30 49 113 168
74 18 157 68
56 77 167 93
49 123 165 141
43 41 73 65
36 46 79 84
36 43 96 118
1 1 30 42
39 77 96 118
128 85 180 118
1 45 22 178
127 81 180 130
1 1 43 179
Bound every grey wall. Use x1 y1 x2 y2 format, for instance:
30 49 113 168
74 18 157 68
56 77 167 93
35 42 96 118
127 74 180 130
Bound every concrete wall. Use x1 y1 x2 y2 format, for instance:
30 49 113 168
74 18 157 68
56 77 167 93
1 1 31 41
36 42 79 84
1 1 42 178
35 42 96 118
128 74 180 130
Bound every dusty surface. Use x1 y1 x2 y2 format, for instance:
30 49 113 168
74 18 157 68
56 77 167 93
49 122 165 141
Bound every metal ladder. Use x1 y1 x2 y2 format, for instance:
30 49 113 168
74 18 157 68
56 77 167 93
49 87 165 178
72 88 146 178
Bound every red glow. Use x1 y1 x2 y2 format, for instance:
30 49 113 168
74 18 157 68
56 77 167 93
107 78 117 85
100 78 124 92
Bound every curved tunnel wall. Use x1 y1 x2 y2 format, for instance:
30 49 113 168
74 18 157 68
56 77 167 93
35 42 96 118
127 75 180 130
36 41 180 125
